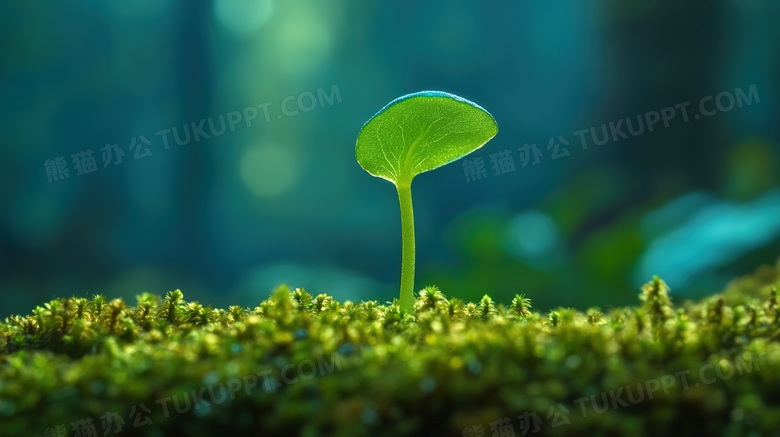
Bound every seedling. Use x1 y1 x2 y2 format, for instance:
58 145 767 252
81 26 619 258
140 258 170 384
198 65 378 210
355 91 498 312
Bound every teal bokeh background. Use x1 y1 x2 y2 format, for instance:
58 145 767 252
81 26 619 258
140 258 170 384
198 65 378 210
1 0 778 315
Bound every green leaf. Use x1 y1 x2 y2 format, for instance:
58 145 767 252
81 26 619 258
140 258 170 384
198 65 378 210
355 91 498 313
355 91 498 185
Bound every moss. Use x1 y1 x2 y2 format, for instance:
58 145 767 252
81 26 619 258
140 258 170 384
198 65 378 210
2 265 780 437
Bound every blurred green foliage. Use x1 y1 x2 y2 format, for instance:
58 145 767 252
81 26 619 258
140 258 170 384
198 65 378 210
1 0 779 317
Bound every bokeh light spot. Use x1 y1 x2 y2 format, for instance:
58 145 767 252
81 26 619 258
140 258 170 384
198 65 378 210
239 144 299 198
505 211 559 257
215 0 273 37
271 6 331 75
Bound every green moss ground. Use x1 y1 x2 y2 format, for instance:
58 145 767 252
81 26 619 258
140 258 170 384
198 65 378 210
2 262 780 437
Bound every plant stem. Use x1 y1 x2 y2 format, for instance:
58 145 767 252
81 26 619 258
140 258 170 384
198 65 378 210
397 182 415 313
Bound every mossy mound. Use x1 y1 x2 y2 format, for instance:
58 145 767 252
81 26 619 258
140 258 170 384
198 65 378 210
2 266 780 437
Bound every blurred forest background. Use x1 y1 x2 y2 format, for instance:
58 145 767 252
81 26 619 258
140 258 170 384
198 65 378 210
1 0 778 316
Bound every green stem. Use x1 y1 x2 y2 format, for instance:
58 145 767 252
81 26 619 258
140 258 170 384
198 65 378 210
397 181 415 313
